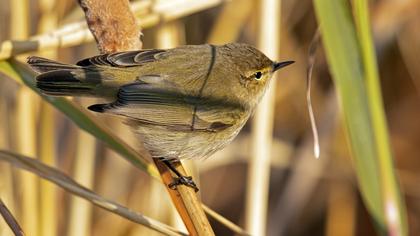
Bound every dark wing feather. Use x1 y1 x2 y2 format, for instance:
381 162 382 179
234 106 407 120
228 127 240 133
94 82 240 132
27 56 80 73
76 49 167 67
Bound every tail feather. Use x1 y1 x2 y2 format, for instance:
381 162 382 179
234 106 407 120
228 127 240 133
27 56 80 73
27 56 120 98
28 56 99 96
36 70 97 96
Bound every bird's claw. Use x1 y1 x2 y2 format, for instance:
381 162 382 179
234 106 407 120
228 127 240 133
168 175 199 192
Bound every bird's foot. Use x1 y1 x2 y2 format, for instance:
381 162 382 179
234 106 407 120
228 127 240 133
168 175 199 192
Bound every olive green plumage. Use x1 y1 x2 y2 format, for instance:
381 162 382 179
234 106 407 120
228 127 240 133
27 43 293 160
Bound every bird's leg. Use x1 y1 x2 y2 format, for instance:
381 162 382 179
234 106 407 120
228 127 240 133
161 159 199 192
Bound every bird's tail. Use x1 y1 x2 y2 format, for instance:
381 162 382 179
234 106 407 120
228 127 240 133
27 56 106 97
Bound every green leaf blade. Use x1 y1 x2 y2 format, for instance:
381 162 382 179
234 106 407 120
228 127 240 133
314 0 387 233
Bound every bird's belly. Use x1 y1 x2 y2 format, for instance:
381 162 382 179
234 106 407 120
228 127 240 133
132 123 243 160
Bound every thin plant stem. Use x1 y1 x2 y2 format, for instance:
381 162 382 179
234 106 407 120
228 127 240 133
245 0 281 235
11 0 40 235
67 130 96 236
0 198 25 236
37 0 59 235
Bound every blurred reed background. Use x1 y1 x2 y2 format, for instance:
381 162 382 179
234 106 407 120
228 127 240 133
0 0 420 235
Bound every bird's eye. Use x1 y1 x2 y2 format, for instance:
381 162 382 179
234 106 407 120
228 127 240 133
255 71 263 80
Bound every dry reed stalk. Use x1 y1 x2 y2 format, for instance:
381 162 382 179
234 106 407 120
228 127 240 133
67 130 96 236
10 0 28 39
11 0 40 235
0 198 24 236
0 178 14 236
245 0 281 235
0 89 15 236
37 0 58 235
38 104 57 236
16 86 39 236
153 159 214 236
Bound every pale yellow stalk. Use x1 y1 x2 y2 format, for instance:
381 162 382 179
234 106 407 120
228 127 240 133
245 0 281 235
67 130 96 236
16 88 39 236
38 104 57 236
37 0 58 235
0 99 15 236
11 0 40 235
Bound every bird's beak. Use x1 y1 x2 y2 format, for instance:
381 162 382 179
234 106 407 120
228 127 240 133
273 60 295 72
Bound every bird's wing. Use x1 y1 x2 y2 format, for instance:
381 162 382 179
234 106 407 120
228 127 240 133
76 49 167 67
75 45 216 95
90 82 244 132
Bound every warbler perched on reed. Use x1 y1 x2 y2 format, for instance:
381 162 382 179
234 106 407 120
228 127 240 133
28 43 293 190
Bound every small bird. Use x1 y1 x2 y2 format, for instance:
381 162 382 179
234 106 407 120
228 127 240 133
28 43 293 190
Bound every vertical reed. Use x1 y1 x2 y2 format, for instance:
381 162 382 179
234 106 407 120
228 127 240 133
11 0 40 235
67 130 96 236
245 0 281 235
37 0 58 235
0 95 15 236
